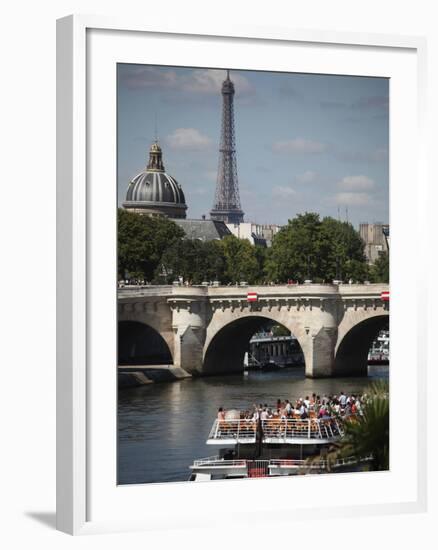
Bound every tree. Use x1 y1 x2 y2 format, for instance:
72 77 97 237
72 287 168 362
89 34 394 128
310 381 389 472
117 209 184 280
219 235 262 284
369 252 389 283
265 213 322 282
266 212 368 283
254 245 268 284
154 239 226 284
319 217 368 282
200 240 227 282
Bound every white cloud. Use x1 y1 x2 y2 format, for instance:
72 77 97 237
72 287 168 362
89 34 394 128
119 66 254 96
272 138 327 154
337 175 375 191
186 69 254 96
335 192 372 206
119 66 178 90
272 185 296 199
295 170 318 184
166 128 212 151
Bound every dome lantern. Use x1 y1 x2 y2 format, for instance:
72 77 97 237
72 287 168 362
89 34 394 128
147 141 165 172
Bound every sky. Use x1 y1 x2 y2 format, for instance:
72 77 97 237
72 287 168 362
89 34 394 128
117 65 389 228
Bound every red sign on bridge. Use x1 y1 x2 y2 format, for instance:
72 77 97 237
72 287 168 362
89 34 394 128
381 290 390 302
247 292 258 302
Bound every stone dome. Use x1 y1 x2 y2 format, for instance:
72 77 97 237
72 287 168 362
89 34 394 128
123 141 187 219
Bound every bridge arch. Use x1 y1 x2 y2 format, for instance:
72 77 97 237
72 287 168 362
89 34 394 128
334 314 389 376
118 320 173 365
203 313 309 375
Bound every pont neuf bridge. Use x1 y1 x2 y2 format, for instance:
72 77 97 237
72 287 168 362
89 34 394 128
118 283 389 378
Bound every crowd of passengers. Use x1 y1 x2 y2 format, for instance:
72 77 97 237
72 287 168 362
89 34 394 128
217 391 364 422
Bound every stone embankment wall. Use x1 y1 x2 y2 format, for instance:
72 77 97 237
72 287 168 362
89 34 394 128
118 364 191 389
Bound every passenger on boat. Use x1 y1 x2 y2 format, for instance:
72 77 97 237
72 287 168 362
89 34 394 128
298 402 308 419
217 391 369 429
339 391 347 408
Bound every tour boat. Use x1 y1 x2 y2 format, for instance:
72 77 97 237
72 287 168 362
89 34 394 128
189 412 367 481
367 330 390 365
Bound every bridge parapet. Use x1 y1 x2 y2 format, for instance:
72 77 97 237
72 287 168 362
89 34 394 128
338 283 389 297
118 285 175 300
206 284 341 298
117 283 388 299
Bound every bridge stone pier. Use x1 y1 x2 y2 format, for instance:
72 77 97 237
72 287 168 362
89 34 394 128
118 284 389 378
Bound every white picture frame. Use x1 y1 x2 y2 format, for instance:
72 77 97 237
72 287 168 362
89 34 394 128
56 15 428 535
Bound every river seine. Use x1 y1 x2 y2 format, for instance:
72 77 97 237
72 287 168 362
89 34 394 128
117 365 388 485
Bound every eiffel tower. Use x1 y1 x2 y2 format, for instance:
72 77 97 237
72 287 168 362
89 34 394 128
210 70 244 224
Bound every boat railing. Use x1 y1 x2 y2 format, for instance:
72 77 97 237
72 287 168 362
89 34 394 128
192 456 247 468
209 418 258 442
208 416 350 443
191 454 372 471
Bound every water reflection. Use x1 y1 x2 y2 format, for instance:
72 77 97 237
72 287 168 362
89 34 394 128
117 365 388 484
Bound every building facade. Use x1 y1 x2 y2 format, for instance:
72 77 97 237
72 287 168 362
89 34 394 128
359 222 389 264
226 222 282 247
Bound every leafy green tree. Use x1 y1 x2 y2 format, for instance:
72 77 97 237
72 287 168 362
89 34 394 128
254 245 268 284
219 235 262 284
319 217 368 281
154 239 226 284
200 240 227 282
369 252 389 283
266 212 368 283
265 213 322 282
117 209 184 280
